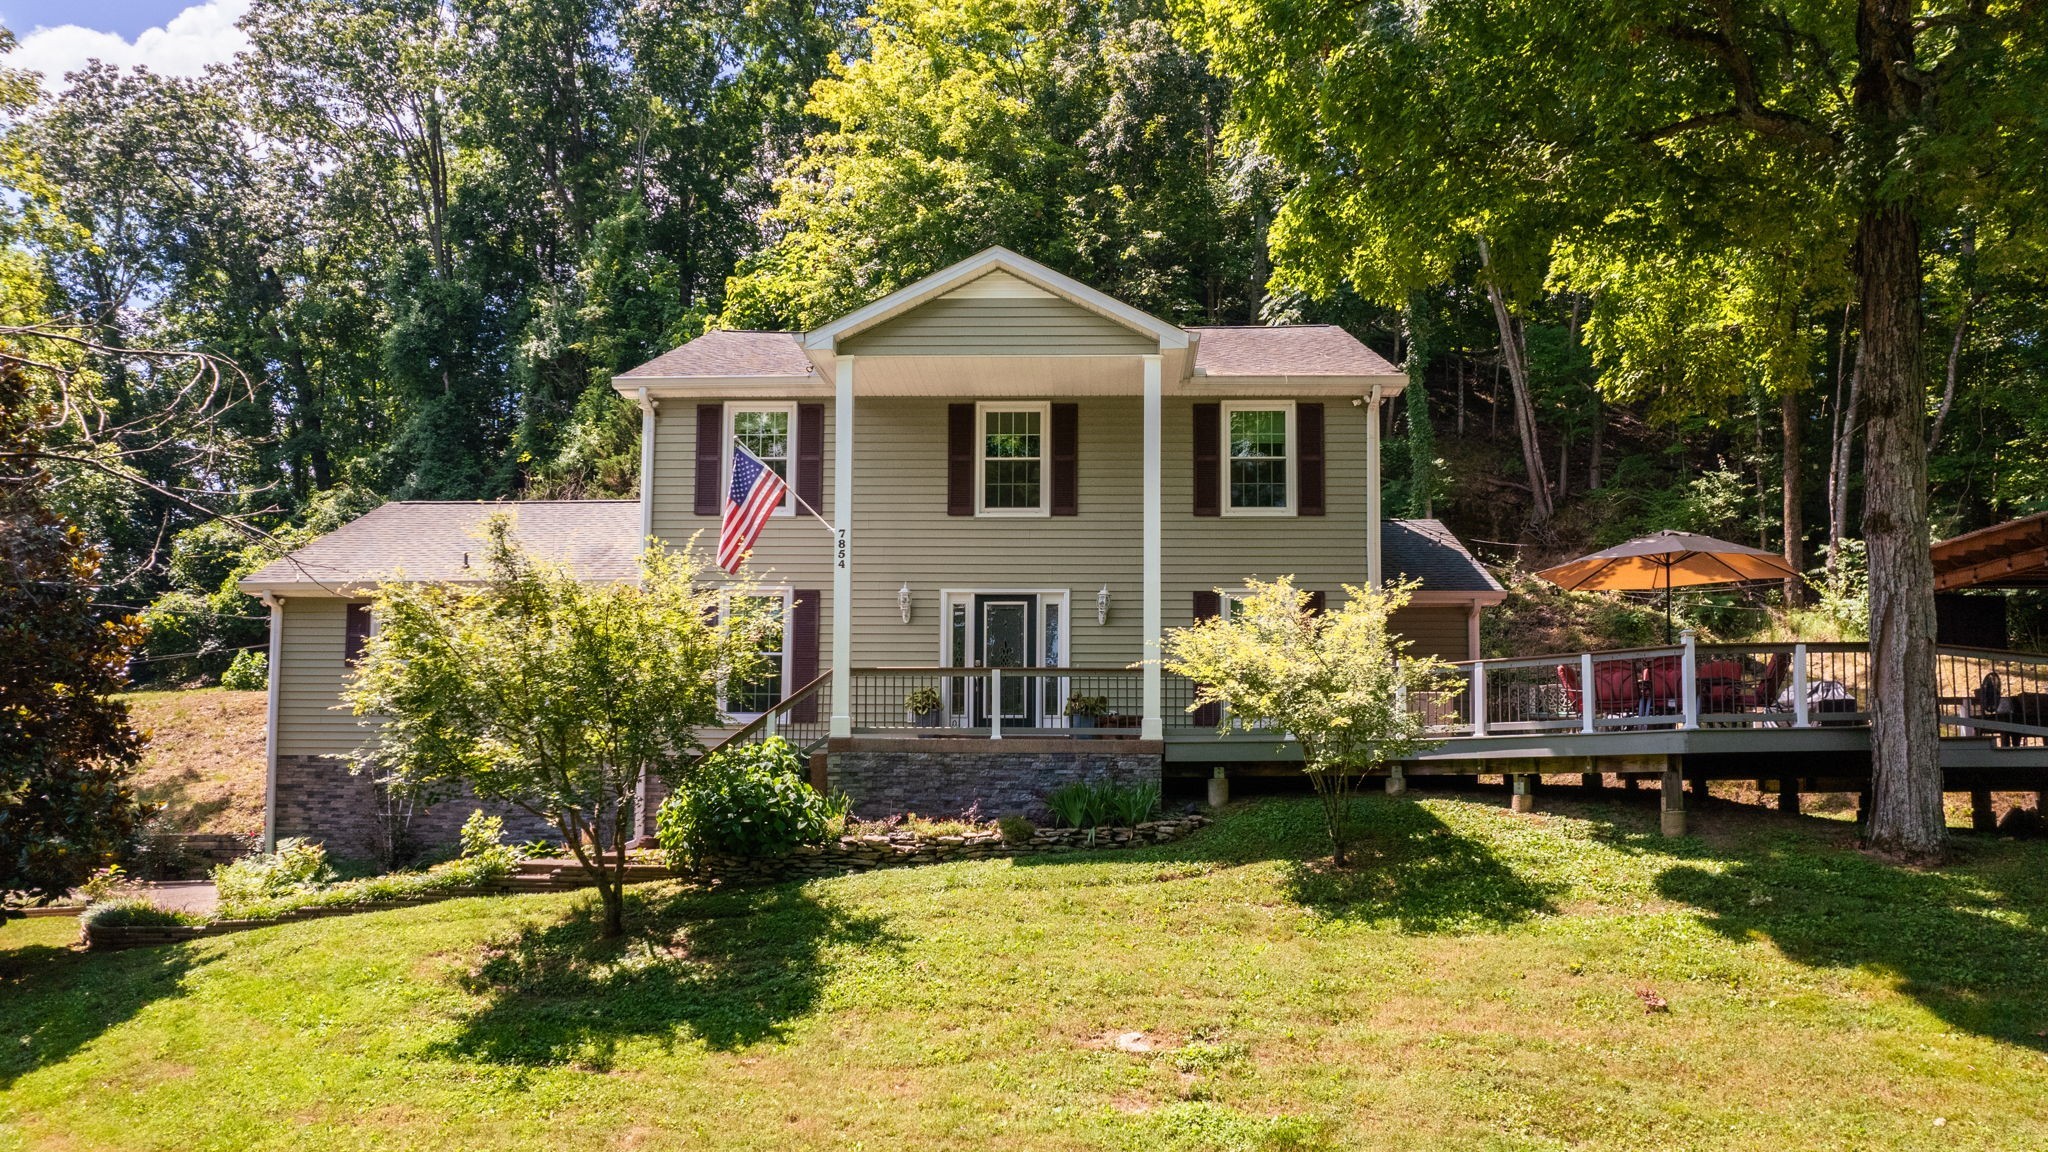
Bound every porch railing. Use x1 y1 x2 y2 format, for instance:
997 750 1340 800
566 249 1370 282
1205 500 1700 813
848 666 1146 738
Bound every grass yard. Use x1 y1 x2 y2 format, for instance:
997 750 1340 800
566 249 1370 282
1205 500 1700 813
121 688 268 836
7 793 2048 1150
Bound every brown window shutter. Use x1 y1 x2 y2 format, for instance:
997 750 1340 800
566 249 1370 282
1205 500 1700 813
1192 403 1220 516
1050 402 1078 516
1297 402 1325 516
1305 590 1327 615
1191 590 1222 727
947 403 975 515
796 403 824 513
344 602 371 664
788 590 821 722
694 403 724 516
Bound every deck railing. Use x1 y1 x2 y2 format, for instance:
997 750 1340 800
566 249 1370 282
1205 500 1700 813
704 640 2048 758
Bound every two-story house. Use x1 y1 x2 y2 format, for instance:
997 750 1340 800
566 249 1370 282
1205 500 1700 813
240 248 1502 853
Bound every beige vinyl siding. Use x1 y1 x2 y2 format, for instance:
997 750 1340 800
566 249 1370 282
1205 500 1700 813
1390 606 1474 662
275 597 375 757
1161 396 1371 627
840 297 1156 357
648 390 1408 669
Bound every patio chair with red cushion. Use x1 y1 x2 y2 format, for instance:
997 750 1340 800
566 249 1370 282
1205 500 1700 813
1697 658 1743 713
1644 656 1683 715
1592 659 1642 715
1745 651 1789 709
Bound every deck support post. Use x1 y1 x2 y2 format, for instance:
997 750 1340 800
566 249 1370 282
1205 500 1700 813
1620 774 1638 792
1386 765 1408 796
1791 643 1811 727
1510 774 1534 813
1660 762 1686 836
1579 652 1597 733
1780 780 1800 815
1971 789 1995 832
1581 771 1602 791
1679 629 1700 729
829 355 855 739
1141 353 1163 741
1471 661 1489 736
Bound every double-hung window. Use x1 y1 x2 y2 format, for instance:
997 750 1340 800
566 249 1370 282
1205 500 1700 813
1222 402 1294 515
725 591 788 715
727 404 795 516
977 402 1049 516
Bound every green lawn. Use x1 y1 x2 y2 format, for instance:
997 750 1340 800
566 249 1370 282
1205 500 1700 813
7 794 2048 1150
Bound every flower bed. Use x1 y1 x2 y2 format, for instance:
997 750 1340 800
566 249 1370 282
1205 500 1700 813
681 815 1211 886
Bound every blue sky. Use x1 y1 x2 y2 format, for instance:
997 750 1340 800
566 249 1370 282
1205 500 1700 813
2 1 192 40
4 0 248 93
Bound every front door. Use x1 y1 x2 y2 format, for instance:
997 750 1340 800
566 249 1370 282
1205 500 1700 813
974 594 1036 727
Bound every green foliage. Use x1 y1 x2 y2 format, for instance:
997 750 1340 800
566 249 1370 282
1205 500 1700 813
1479 566 1684 658
211 838 336 908
0 368 147 906
902 687 942 715
213 853 517 923
346 515 766 934
78 864 131 904
1161 578 1452 864
996 815 1036 844
1062 693 1109 719
458 811 506 861
1042 780 1158 829
656 738 832 864
78 897 203 930
219 650 269 691
1811 540 1870 640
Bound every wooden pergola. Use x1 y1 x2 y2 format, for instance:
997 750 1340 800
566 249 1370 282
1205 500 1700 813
1932 512 2048 591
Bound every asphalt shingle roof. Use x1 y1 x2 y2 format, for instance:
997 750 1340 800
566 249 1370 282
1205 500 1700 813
238 501 642 591
616 330 816 380
1189 325 1399 377
1383 519 1503 594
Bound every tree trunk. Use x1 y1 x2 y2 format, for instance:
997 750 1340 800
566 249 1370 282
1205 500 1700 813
1828 360 1861 580
1477 238 1553 522
1852 0 1942 859
1854 210 1943 859
1588 397 1604 491
1928 294 1972 452
1404 293 1438 518
1781 387 1806 605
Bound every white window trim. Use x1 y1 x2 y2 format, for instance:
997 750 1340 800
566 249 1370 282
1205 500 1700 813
974 400 1052 518
1219 400 1296 517
719 586 794 719
724 402 798 518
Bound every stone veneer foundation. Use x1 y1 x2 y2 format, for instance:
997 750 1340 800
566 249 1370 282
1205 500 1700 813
822 737 1165 818
272 754 557 859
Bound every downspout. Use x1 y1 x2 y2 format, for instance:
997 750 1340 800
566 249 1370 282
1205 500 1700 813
636 387 657 550
259 592 283 851
1366 384 1384 588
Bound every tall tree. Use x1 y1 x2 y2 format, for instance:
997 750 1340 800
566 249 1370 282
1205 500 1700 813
1193 0 2048 858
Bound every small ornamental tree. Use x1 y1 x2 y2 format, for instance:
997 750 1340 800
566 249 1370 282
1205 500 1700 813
0 368 149 908
345 515 771 937
1161 578 1451 866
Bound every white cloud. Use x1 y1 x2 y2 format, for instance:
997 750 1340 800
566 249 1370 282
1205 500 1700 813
13 0 252 95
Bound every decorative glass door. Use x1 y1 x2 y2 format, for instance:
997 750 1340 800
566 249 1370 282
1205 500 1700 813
974 595 1036 726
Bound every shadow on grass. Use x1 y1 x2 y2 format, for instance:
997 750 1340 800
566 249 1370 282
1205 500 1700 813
1017 793 1563 932
436 882 898 1068
1549 798 2048 1050
0 932 201 1090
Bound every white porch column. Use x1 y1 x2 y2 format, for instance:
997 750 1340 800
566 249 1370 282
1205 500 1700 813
830 356 855 738
636 388 656 547
1366 384 1384 588
1142 353 1163 741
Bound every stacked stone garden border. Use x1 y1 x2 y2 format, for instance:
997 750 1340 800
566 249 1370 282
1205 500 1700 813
80 816 1212 949
682 815 1212 886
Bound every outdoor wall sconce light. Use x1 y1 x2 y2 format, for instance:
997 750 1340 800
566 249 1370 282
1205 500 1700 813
899 582 913 624
1097 585 1111 625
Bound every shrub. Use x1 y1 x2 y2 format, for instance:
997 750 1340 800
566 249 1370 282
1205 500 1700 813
212 837 334 906
80 864 133 903
220 649 269 690
903 686 942 714
213 854 514 921
997 815 1036 844
656 738 832 865
80 898 202 930
1044 781 1160 829
457 809 518 874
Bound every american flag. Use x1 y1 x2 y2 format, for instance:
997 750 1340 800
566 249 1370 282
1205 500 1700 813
718 440 787 573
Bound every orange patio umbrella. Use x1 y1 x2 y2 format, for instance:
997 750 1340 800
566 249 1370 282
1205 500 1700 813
1535 530 1800 643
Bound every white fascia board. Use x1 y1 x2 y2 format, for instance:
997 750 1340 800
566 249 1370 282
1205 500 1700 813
802 247 1190 353
1176 373 1408 397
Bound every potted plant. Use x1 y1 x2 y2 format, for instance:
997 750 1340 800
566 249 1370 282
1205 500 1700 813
1064 693 1110 732
904 686 943 727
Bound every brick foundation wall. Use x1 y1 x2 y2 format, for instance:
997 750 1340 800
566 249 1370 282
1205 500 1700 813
272 755 559 861
824 738 1164 818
